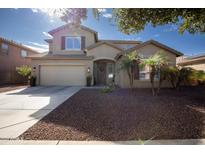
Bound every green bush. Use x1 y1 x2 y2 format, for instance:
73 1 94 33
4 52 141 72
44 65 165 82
188 69 205 85
86 75 92 86
166 66 180 88
165 66 205 87
16 65 31 78
100 86 114 93
16 65 37 86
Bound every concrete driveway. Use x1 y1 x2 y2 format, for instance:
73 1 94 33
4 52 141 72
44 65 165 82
0 86 81 139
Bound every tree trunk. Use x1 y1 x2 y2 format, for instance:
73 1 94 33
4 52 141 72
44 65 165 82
127 69 132 88
151 80 155 96
150 67 156 96
157 79 162 95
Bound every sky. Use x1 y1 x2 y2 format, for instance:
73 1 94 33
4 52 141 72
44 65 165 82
0 8 205 56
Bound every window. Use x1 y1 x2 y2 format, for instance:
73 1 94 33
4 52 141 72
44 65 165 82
1 43 9 53
155 69 160 80
21 50 28 57
65 36 81 50
140 72 146 80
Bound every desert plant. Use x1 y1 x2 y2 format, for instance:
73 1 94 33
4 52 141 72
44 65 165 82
141 51 168 96
29 76 37 87
166 66 180 89
16 65 31 78
157 65 169 94
86 75 92 86
16 65 37 86
196 70 205 85
120 51 139 88
177 67 193 87
16 65 32 84
187 69 205 86
100 86 114 93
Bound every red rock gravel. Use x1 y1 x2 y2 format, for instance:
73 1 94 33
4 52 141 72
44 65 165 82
19 87 205 141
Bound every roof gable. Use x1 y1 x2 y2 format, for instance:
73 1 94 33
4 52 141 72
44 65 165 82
48 24 98 35
86 41 124 52
0 37 39 53
126 40 183 57
98 39 142 44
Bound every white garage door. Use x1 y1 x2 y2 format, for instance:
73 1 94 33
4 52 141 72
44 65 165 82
40 65 86 86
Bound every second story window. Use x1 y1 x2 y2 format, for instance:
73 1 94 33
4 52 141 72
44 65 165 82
21 50 28 57
65 36 81 50
1 43 9 54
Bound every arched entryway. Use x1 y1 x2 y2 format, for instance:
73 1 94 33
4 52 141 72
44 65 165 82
93 59 115 86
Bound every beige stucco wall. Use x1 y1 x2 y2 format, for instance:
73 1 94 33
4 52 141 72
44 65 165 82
31 59 93 85
136 44 176 65
113 43 139 50
185 63 205 71
117 44 177 88
87 44 121 61
50 25 96 55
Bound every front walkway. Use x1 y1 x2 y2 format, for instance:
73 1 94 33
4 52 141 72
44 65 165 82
0 86 81 139
0 139 205 145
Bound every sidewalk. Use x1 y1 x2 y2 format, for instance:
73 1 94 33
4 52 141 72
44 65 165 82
0 139 205 145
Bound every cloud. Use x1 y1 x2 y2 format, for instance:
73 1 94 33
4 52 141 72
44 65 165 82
163 25 178 32
28 42 48 49
30 8 67 18
25 41 49 53
49 19 55 23
135 37 143 41
102 13 112 18
123 36 143 41
31 8 38 13
42 32 53 38
30 8 64 23
97 9 107 13
24 44 48 53
154 34 160 37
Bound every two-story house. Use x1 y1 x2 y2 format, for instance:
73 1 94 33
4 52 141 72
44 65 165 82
0 37 38 85
29 24 183 88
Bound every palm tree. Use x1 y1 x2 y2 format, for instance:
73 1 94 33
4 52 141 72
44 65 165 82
120 51 139 88
141 51 168 96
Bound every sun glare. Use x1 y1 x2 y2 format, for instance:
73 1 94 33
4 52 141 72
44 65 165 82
38 8 67 18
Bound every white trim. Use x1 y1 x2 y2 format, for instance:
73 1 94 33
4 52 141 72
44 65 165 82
21 50 28 57
65 36 81 50
39 63 86 66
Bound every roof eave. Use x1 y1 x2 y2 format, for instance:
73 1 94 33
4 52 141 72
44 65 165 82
125 40 183 57
86 41 124 52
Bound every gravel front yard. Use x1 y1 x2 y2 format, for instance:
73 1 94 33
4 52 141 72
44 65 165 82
19 87 205 141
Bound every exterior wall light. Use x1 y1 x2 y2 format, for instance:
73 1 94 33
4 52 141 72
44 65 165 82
87 67 91 73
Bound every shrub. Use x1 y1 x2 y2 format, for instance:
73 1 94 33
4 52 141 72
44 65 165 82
188 69 205 85
166 66 180 88
29 76 37 87
86 75 92 86
100 86 114 93
178 67 193 86
16 65 31 78
16 65 36 86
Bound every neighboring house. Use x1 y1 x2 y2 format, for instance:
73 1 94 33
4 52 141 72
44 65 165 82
177 54 205 71
0 37 38 85
28 24 183 88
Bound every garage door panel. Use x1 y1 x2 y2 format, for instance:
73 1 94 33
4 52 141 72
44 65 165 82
40 65 86 86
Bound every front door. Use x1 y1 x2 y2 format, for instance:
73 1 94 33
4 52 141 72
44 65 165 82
96 62 107 85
